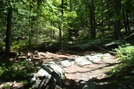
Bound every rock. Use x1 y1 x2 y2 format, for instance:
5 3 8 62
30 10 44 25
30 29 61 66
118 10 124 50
57 53 112 67
86 55 101 62
75 57 93 66
31 68 51 89
43 62 66 79
86 53 112 62
59 59 75 67
30 62 66 89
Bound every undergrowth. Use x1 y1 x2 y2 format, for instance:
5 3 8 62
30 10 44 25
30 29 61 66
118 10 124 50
115 44 134 65
0 59 34 81
108 44 134 89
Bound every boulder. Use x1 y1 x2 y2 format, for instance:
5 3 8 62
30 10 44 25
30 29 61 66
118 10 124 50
30 62 66 89
31 68 51 89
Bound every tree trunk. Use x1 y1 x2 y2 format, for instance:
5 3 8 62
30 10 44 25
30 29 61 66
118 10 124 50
123 13 127 34
101 1 104 35
89 0 96 39
59 0 64 51
28 0 32 47
5 8 12 57
114 0 121 39
125 12 130 35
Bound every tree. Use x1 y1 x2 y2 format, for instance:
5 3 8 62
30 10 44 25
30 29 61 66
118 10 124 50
88 0 96 39
5 1 12 57
114 0 121 39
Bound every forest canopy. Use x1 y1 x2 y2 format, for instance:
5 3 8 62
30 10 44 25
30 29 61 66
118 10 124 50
0 0 134 55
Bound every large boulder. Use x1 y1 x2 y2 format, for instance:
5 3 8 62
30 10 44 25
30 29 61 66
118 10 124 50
30 62 66 89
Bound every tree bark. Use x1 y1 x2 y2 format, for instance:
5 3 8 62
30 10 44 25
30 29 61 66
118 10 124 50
114 0 121 39
124 12 130 35
59 0 64 51
89 0 96 39
5 8 12 57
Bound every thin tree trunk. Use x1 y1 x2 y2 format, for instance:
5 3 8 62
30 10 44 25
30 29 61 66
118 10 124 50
123 13 128 34
114 0 121 39
126 13 130 34
28 0 32 47
123 12 130 35
101 1 104 35
89 0 96 39
5 8 12 57
59 0 64 51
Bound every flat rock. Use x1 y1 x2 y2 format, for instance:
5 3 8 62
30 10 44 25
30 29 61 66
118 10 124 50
59 60 75 67
75 57 92 66
58 53 112 67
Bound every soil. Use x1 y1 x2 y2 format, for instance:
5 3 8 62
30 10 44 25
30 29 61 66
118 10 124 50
0 51 119 89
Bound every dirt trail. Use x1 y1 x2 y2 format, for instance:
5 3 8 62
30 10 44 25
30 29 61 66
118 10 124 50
41 51 118 89
0 51 119 89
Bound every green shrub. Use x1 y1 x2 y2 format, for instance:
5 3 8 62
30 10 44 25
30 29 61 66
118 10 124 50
0 60 34 80
118 81 134 89
11 40 38 51
114 44 134 65
107 44 134 89
0 42 5 48
11 40 27 50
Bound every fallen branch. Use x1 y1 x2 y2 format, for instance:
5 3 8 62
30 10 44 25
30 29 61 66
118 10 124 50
94 45 117 55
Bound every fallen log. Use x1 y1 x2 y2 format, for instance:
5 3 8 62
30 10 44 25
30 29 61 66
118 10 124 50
94 45 117 55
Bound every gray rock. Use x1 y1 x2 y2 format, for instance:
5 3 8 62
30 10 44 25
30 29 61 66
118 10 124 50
44 62 66 79
59 60 75 67
57 53 112 67
86 55 101 62
75 57 92 66
31 68 51 89
30 62 66 89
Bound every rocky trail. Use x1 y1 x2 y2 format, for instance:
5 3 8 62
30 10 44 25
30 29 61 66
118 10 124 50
39 51 118 89
0 51 119 89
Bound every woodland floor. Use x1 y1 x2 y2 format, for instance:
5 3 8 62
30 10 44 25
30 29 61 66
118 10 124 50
40 51 119 89
0 50 119 89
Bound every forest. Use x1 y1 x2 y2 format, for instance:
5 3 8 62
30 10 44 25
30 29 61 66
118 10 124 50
0 0 134 89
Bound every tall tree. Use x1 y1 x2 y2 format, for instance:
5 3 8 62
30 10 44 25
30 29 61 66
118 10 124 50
59 0 64 50
88 0 96 39
5 2 12 57
114 0 121 39
123 0 133 35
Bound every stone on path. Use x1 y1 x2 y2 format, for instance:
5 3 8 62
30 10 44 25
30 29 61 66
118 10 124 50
59 59 75 67
75 57 92 66
58 53 112 67
30 62 65 89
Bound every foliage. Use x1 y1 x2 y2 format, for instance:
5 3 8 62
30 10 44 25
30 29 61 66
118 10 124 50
114 44 134 65
118 81 134 89
0 0 134 51
69 38 112 51
11 40 37 51
2 83 11 89
108 44 134 76
11 41 26 51
107 44 134 89
0 42 5 48
0 60 34 81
